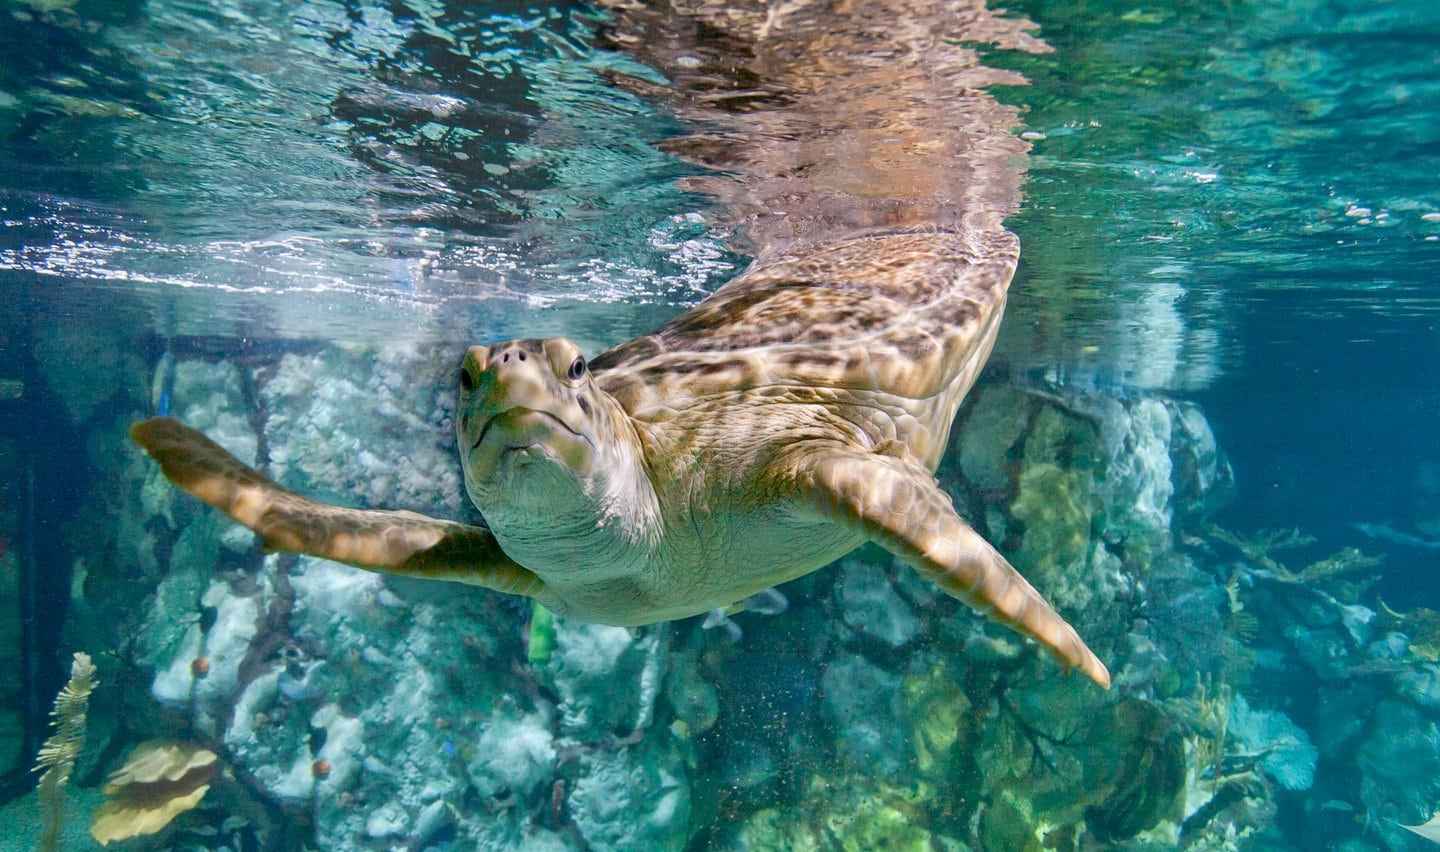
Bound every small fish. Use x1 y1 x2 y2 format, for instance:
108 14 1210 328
1352 521 1440 550
701 588 789 642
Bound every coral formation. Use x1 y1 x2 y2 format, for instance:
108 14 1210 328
1227 694 1317 792
33 333 1440 850
1084 699 1186 842
90 740 217 845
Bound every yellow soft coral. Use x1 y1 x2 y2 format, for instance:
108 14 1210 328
90 741 218 846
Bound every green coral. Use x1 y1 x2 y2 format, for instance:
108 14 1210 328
1083 700 1186 842
902 659 971 777
824 794 933 851
527 603 556 665
735 783 939 852
1021 406 1101 472
734 808 821 851
1009 405 1104 591
980 791 1044 852
1012 463 1093 583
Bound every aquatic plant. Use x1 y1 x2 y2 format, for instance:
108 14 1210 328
1084 699 1186 842
90 741 218 845
1375 602 1440 662
34 651 98 852
1207 526 1314 575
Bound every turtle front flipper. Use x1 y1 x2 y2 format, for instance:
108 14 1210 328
799 447 1111 688
130 417 555 603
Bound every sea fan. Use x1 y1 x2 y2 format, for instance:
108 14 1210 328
1228 693 1317 792
35 652 98 790
34 652 99 852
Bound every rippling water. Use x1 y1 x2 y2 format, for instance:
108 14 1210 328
998 0 1440 387
1 0 742 345
6 0 1436 363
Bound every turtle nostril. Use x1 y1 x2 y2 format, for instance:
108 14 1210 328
460 369 474 391
518 351 527 361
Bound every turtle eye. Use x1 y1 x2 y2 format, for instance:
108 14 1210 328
459 368 474 391
566 356 587 382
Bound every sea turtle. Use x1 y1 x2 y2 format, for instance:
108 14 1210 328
132 226 1107 687
130 0 1110 688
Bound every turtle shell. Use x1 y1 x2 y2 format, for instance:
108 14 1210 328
591 228 1017 414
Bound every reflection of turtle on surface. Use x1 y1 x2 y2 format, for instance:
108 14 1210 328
131 0 1109 688
132 228 1108 687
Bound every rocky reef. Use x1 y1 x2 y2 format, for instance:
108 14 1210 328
21 327 1440 850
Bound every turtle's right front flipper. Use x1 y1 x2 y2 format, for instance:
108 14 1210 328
796 446 1110 688
130 417 555 602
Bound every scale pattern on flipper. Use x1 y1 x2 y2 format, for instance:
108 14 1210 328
130 418 552 600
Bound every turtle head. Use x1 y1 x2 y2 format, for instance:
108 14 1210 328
458 337 600 486
456 338 646 525
456 337 660 559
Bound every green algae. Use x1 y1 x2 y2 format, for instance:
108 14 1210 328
1011 462 1093 580
527 603 556 665
827 797 933 852
902 659 971 777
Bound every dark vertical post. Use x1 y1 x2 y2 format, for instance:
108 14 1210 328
16 271 42 763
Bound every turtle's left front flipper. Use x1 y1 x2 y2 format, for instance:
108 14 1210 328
130 417 555 602
799 446 1110 688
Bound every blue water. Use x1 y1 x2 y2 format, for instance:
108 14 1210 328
992 0 1440 601
2 0 1440 848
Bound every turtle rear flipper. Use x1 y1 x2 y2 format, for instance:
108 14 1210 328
130 417 553 601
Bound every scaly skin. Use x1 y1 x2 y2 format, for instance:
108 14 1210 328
129 418 555 604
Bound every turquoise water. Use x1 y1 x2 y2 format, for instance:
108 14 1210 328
994 0 1440 604
2 0 1439 848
